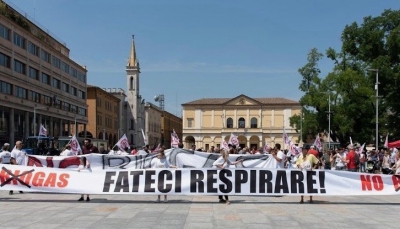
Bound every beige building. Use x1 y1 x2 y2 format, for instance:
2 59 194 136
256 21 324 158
144 102 162 147
0 2 87 146
182 94 301 151
86 86 120 146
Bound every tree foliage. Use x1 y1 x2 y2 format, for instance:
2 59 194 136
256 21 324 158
290 9 400 147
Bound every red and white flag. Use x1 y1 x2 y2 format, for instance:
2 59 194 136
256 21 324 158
228 133 239 146
141 129 148 145
69 135 82 155
116 134 130 150
313 135 322 151
263 140 271 153
358 143 365 155
384 134 389 148
221 139 229 150
39 124 47 136
153 143 162 152
171 129 180 148
289 142 301 156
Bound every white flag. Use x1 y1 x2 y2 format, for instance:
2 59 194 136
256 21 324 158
171 129 180 148
358 143 365 155
141 129 148 145
69 135 82 155
350 137 353 146
289 142 301 156
384 134 388 148
221 139 229 150
39 124 47 136
263 140 271 153
116 134 130 150
228 133 239 146
313 135 322 151
283 129 290 145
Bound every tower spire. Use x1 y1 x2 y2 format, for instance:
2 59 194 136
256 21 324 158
127 35 139 68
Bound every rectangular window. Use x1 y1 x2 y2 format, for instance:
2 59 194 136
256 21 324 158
70 105 77 113
70 67 77 78
52 56 61 68
62 82 69 93
14 59 26 74
29 67 39 80
52 78 60 89
187 118 193 128
29 91 41 103
78 107 86 116
15 86 27 99
63 102 70 111
41 73 50 85
78 90 85 99
13 32 26 49
40 50 51 63
43 95 51 105
0 81 12 95
61 61 69 73
0 52 10 68
77 71 86 82
70 86 77 96
28 42 39 56
0 23 10 40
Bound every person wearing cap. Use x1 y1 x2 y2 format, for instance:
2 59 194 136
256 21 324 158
308 145 319 158
296 145 319 203
345 144 358 172
0 143 11 164
10 141 26 195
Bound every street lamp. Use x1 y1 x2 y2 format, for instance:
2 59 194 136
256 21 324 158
33 106 46 136
368 69 379 149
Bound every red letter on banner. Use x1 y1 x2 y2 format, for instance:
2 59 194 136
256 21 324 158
360 175 372 191
372 176 383 191
392 175 400 192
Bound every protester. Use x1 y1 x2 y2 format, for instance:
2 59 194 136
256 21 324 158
392 150 400 174
190 144 196 151
345 144 358 172
213 149 244 205
151 149 176 203
271 143 286 169
60 144 74 156
321 149 333 170
359 151 366 172
78 156 91 201
178 143 184 148
0 143 11 164
131 147 137 155
296 145 319 203
82 139 99 154
308 145 319 158
381 150 391 174
99 144 107 154
333 148 347 170
10 141 26 195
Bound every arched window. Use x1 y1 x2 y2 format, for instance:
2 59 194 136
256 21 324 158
251 117 258 128
130 119 134 130
129 77 135 90
238 118 245 128
226 118 233 128
130 134 134 145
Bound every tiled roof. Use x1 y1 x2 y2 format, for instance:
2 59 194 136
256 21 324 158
182 96 299 106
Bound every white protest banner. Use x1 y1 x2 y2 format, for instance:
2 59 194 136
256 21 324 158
1 165 400 196
26 148 276 170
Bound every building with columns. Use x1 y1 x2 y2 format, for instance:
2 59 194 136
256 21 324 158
0 1 87 146
125 36 146 147
182 94 301 151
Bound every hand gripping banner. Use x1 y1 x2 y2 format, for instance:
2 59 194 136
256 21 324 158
1 165 400 196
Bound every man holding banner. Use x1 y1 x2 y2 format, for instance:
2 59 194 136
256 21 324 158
296 145 319 203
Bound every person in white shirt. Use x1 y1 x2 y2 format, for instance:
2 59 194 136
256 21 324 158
333 148 347 170
271 143 286 169
151 149 176 203
10 141 26 195
213 149 244 205
0 143 11 164
60 144 74 156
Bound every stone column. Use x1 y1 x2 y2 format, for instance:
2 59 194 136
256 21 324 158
59 119 63 137
246 109 249 128
50 117 54 137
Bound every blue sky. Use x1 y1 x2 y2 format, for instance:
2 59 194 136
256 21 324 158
7 0 400 116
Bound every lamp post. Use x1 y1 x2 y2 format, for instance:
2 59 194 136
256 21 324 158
33 106 46 136
368 69 379 149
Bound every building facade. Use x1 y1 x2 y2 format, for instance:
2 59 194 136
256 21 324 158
106 88 126 139
144 102 162 148
125 36 146 147
86 86 120 146
0 1 87 146
162 110 183 148
182 94 301 151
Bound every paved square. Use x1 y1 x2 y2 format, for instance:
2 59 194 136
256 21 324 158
0 191 399 229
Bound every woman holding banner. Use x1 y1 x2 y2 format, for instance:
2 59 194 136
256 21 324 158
296 145 319 203
151 149 176 203
213 149 244 205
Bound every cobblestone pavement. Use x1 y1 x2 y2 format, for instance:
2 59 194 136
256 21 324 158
0 191 399 229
